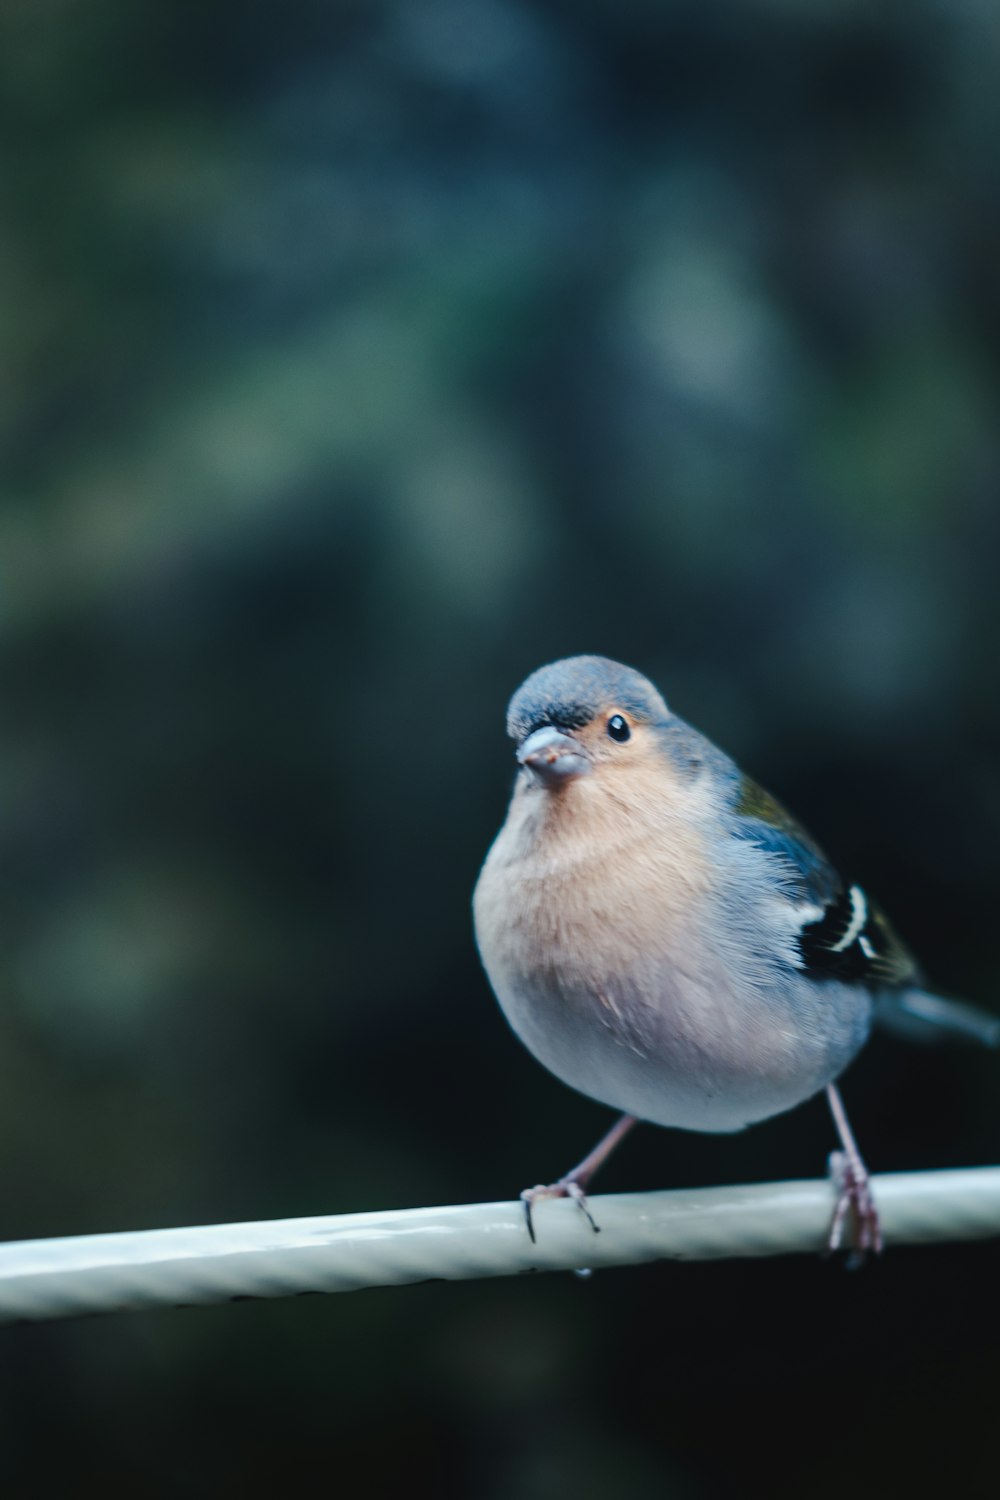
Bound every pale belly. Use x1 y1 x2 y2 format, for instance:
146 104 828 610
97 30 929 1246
488 958 871 1133
473 792 869 1128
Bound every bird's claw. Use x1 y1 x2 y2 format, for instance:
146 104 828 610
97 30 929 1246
520 1179 601 1244
827 1149 883 1267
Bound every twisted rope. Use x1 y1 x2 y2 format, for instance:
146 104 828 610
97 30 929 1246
0 1167 997 1324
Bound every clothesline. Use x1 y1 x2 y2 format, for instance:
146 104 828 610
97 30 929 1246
0 1166 997 1324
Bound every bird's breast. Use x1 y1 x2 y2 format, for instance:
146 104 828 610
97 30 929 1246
473 788 869 1131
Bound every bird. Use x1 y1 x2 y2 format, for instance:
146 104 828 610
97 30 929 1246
472 654 998 1258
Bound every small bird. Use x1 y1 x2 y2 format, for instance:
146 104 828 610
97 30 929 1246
473 655 998 1257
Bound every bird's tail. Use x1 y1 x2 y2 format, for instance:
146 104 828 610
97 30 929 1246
874 989 1000 1048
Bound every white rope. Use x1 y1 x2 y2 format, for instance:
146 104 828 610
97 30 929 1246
1 1166 997 1324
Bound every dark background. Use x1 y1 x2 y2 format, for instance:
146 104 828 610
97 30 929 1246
2 2 1000 1496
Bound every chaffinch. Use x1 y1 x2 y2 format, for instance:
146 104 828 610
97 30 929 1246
473 655 998 1257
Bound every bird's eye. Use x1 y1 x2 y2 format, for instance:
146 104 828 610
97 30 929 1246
607 714 631 743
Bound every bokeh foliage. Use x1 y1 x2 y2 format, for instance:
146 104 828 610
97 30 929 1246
2 2 1000 1496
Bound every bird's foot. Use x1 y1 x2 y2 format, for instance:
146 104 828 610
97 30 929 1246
519 1115 638 1243
827 1149 883 1266
520 1178 600 1244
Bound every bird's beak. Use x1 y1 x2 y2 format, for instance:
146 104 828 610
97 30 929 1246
517 726 591 787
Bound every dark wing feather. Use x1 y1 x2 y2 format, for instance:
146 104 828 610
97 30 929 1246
730 776 922 989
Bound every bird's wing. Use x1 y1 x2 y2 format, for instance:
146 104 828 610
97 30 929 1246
730 775 999 1044
729 776 922 988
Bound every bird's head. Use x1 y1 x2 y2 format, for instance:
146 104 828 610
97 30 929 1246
506 655 673 792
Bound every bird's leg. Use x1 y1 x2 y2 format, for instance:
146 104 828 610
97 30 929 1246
521 1113 638 1243
825 1083 883 1264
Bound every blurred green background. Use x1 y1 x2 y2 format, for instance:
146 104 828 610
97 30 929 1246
2 1 1000 1495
